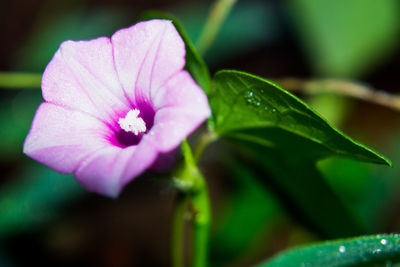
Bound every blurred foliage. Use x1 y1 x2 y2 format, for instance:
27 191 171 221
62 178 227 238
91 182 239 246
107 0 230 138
210 161 284 266
174 0 279 66
288 0 400 78
0 91 42 160
15 7 129 71
0 160 85 237
307 94 351 127
319 130 400 232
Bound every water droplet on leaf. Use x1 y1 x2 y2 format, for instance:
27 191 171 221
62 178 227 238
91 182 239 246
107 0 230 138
244 90 262 108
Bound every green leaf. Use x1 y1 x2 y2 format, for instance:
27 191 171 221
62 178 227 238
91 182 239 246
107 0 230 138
140 11 211 95
211 70 390 238
235 144 365 238
212 70 390 165
257 234 400 267
288 0 400 77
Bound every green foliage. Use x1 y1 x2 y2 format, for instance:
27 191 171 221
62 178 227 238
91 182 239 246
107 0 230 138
211 70 390 238
318 141 400 232
212 70 389 165
250 148 367 238
140 11 211 94
257 234 400 267
288 0 400 77
210 161 283 265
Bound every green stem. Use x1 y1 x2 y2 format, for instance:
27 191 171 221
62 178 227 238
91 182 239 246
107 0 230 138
173 140 212 267
0 72 41 89
193 130 218 163
172 193 189 267
191 177 210 267
196 0 237 55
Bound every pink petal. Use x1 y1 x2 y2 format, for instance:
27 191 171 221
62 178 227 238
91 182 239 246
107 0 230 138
111 19 185 107
148 71 211 152
42 37 130 126
23 103 111 173
74 138 158 197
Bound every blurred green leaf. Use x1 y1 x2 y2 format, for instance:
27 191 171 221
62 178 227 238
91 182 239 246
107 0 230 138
140 10 211 94
212 70 390 165
288 0 400 77
318 132 400 232
210 161 283 265
238 146 365 238
306 94 351 128
257 234 400 267
0 160 85 237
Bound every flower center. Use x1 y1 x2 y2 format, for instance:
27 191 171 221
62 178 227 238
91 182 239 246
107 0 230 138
118 109 146 135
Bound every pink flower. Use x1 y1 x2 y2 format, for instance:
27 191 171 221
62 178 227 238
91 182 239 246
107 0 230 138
23 19 211 197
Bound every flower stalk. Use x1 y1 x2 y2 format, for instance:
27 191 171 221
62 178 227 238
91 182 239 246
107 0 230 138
172 140 211 267
194 130 218 163
172 192 189 267
190 176 210 267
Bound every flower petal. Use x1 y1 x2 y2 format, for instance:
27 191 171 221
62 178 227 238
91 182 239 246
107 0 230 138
23 103 111 173
148 71 211 152
74 138 158 197
42 37 130 126
111 19 185 108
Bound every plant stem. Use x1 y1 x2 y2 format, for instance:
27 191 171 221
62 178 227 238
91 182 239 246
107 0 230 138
0 72 41 89
191 177 210 267
193 130 218 163
276 78 400 111
173 140 212 267
172 193 189 267
196 0 237 55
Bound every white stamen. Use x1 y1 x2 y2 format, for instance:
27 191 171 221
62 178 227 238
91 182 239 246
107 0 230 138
118 109 146 135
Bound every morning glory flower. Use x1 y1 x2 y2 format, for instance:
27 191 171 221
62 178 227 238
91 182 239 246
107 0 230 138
23 19 211 197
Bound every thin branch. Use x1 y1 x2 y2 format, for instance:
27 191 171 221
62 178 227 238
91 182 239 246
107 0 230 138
276 78 400 111
196 0 237 55
0 72 41 89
